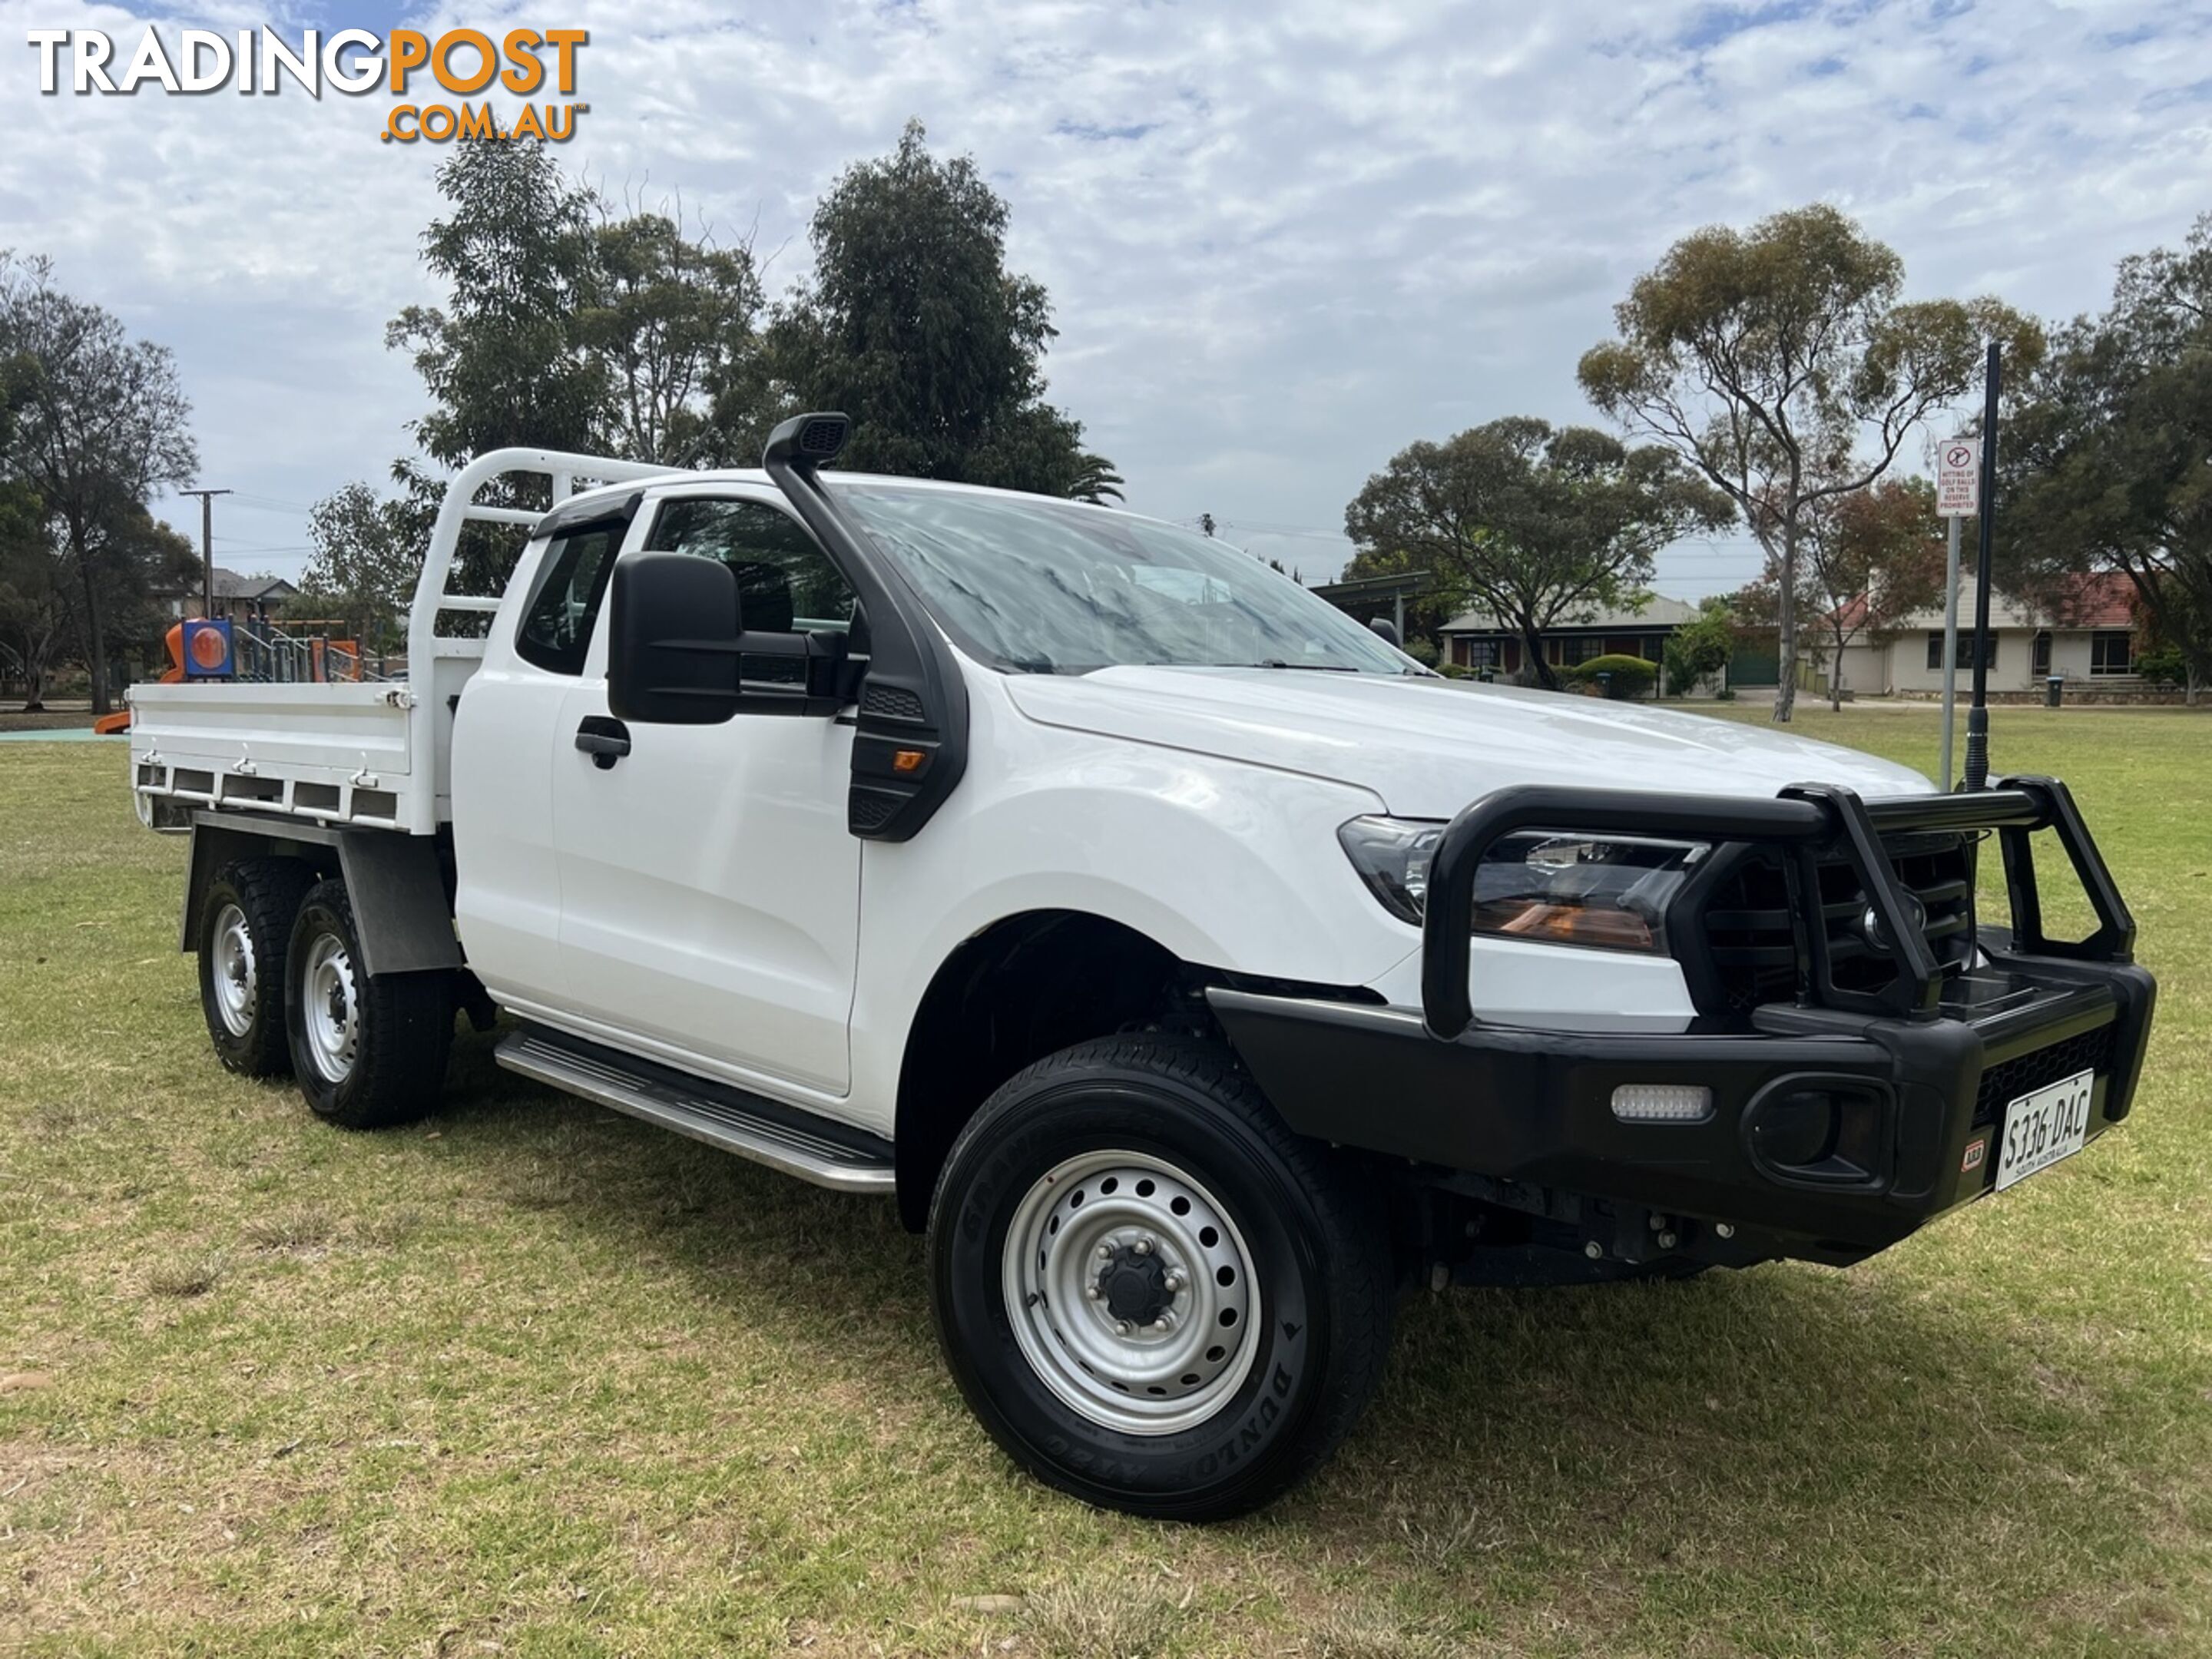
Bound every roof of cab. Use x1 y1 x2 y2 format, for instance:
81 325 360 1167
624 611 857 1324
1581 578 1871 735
538 468 1153 531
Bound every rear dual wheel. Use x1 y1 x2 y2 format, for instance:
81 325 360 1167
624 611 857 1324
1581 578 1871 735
284 879 452 1129
197 862 452 1126
197 859 318 1077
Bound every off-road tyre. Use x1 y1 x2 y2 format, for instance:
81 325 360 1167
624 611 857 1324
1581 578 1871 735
197 858 316 1077
285 878 453 1130
928 1034 1393 1522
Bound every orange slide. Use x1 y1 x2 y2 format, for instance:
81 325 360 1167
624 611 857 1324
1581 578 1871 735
91 623 194 733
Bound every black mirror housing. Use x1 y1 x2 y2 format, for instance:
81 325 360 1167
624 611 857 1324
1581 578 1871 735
609 551 848 724
609 552 740 724
1368 616 1402 649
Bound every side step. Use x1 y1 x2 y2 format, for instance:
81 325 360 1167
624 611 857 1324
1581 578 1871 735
495 1026 896 1194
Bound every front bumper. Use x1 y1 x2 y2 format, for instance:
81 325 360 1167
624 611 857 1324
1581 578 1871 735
1210 776 2157 1264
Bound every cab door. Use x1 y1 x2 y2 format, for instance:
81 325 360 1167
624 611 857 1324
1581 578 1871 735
548 486 862 1098
452 510 636 1014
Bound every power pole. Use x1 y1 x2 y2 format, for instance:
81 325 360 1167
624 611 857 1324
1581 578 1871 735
178 488 232 620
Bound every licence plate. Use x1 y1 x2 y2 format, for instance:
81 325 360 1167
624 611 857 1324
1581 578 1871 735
1993 1068 2096 1192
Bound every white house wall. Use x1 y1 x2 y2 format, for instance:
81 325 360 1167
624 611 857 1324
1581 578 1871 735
1857 628 2134 697
1882 628 2038 695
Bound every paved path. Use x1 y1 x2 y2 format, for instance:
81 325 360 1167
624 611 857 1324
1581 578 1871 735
0 727 121 743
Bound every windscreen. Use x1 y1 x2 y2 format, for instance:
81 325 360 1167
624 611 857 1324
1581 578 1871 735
831 482 1415 677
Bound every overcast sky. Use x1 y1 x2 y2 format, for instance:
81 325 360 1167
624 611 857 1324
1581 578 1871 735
2 0 2207 596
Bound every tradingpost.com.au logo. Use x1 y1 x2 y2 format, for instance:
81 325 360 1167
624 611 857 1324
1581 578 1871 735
25 26 589 143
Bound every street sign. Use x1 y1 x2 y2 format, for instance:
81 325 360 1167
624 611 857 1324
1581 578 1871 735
1937 436 1980 517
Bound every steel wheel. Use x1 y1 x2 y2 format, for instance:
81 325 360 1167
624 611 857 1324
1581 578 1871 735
1003 1147 1260 1435
197 859 314 1078
297 930 361 1085
209 902 258 1038
284 879 452 1130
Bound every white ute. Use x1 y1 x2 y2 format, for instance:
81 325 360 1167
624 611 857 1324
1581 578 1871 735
131 414 2156 1519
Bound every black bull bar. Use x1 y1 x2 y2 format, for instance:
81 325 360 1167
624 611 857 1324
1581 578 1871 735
1418 776 2137 1038
1206 775 2152 1260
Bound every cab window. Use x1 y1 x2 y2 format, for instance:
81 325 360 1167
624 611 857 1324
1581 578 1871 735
644 498 856 634
515 522 624 676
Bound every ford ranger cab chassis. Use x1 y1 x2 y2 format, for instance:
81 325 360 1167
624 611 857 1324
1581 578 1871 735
127 415 2155 1520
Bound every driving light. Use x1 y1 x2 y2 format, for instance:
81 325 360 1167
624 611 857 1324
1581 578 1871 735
1337 816 1706 956
1611 1083 1714 1123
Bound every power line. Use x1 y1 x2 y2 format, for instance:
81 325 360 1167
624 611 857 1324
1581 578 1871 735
220 486 316 507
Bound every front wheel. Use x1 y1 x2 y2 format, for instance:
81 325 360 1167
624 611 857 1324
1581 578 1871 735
285 879 453 1130
928 1035 1393 1522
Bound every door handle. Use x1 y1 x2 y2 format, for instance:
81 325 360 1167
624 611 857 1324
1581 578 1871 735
575 715 631 769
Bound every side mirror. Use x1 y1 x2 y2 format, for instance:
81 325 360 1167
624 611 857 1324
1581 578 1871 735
1368 616 1402 649
608 551 846 724
609 552 740 724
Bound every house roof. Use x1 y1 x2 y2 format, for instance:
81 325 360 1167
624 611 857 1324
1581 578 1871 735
1439 593 1702 634
1843 571 2137 633
214 568 298 601
151 566 298 601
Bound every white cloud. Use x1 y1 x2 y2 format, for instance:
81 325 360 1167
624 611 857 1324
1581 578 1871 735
2 0 2206 591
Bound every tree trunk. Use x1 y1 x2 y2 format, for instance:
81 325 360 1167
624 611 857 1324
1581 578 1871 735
1772 498 1800 724
1521 621 1560 690
1829 626 1845 712
70 528 113 717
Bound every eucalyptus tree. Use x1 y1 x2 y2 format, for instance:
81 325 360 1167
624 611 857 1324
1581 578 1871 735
1578 204 2037 720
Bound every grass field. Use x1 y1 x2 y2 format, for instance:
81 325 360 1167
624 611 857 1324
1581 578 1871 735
2 708 2208 1657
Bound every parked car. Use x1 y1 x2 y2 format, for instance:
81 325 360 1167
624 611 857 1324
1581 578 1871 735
127 416 2155 1520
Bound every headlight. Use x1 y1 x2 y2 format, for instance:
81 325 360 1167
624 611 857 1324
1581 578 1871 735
1336 815 1707 955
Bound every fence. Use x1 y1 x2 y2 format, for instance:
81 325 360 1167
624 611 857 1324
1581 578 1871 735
230 621 396 684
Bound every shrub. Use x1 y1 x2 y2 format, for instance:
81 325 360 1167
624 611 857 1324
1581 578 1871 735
1663 595 1738 695
1402 634 1441 668
1567 654 1656 699
2135 644 2187 687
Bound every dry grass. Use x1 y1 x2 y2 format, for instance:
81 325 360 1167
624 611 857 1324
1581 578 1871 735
240 1204 336 1253
2 709 2209 1656
1018 1581 1184 1657
144 1250 230 1298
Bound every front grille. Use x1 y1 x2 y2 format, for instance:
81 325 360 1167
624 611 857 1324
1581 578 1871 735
1974 1024 2116 1126
1697 831 1975 1016
1700 855 1800 1014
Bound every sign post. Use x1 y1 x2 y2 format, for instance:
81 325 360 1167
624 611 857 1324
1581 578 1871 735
1935 435 1980 789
